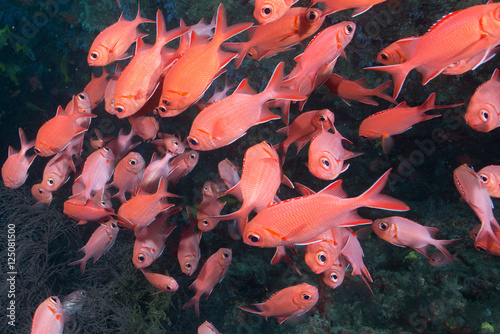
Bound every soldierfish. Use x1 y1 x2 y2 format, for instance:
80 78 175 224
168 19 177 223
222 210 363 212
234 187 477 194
358 93 462 154
243 169 409 248
68 220 120 274
87 5 154 66
183 248 232 316
178 208 202 276
372 216 460 260
198 321 221 334
478 165 500 198
366 3 500 99
83 69 110 110
253 0 298 24
31 296 68 334
141 269 179 294
111 152 146 203
239 283 319 324
158 4 252 117
187 62 306 151
465 68 500 132
322 255 348 289
2 128 36 189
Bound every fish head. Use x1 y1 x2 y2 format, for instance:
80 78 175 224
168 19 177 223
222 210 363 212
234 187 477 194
372 218 397 242
133 246 155 269
465 102 499 132
31 183 53 205
322 258 347 289
76 92 92 112
34 141 56 157
123 152 146 175
158 91 191 116
162 134 186 154
197 214 219 232
187 129 215 151
478 166 500 198
311 109 335 130
304 243 334 274
254 0 285 25
337 21 356 48
217 248 233 267
243 223 282 248
291 283 319 309
113 97 141 119
161 277 180 292
377 45 406 65
308 150 344 181
481 4 500 38
181 255 200 276
88 46 109 66
246 47 266 60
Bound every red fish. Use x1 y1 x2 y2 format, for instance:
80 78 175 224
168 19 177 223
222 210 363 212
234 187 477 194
83 69 110 110
254 0 298 24
428 251 461 267
366 3 500 99
198 321 221 334
141 269 179 294
310 0 388 16
129 116 159 142
133 211 177 268
465 68 500 132
178 208 202 276
87 5 154 66
372 216 459 261
104 64 122 114
359 93 462 154
325 74 397 106
68 220 120 274
239 283 318 324
64 188 115 225
111 152 146 203
478 165 500 198
322 255 348 289
2 128 36 189
183 248 232 316
31 296 68 334
167 150 200 186
187 62 306 151
158 4 252 117
304 229 342 274
243 169 408 248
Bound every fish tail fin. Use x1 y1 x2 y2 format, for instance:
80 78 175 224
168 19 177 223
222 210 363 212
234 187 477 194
263 62 307 102
182 295 200 317
434 238 461 262
364 63 410 100
475 220 500 254
155 10 189 47
212 4 252 45
222 43 249 69
67 258 87 275
373 80 398 104
359 169 409 211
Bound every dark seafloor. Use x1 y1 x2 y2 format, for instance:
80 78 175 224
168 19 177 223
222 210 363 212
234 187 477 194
0 0 499 333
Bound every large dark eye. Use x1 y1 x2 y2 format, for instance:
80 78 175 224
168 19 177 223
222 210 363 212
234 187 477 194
359 135 368 139
476 245 487 252
38 188 44 194
188 137 199 146
172 141 179 146
345 24 354 34
34 147 41 154
189 153 197 160
480 174 489 183
201 220 209 226
90 52 99 60
162 100 171 106
50 296 58 304
465 164 474 170
319 115 326 122
47 178 54 186
165 285 172 290
115 106 124 114
185 263 192 270
480 109 490 122
330 273 339 282
248 234 260 243
305 10 319 22
137 255 145 263
321 157 330 168
301 293 311 300
129 158 137 165
380 53 389 61
78 93 86 101
379 221 389 230
317 252 327 264
261 5 273 17
111 222 117 229
222 252 229 259
103 147 110 152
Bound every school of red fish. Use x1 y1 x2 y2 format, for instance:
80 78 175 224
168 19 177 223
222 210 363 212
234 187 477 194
2 0 500 332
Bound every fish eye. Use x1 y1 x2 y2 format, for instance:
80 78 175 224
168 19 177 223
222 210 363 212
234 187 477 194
379 221 389 230
103 147 110 152
480 109 490 122
34 147 41 154
165 285 172 290
90 51 99 60
465 164 474 170
261 4 273 18
78 93 86 101
476 245 487 253
158 106 167 114
47 178 54 186
110 100 114 107
248 234 261 243
50 296 58 304
172 141 178 146
222 251 229 259
185 263 192 270
115 106 124 114
305 10 319 22
162 99 171 106
129 158 137 165
319 115 327 122
480 174 489 183
100 200 106 206
380 52 389 61
345 24 354 34
201 220 209 226
330 273 339 282
189 153 197 160
320 157 331 169
359 135 368 139
317 252 327 264
38 188 44 194
137 255 145 263
188 137 199 147
301 293 312 300
247 50 255 58
111 222 117 229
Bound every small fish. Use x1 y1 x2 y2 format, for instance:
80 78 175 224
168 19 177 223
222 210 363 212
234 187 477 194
304 229 340 274
428 251 461 267
62 290 86 316
64 188 115 225
359 93 462 154
68 220 120 274
324 74 397 106
178 208 202 276
141 269 179 294
478 165 500 198
238 283 318 324
341 228 373 294
197 195 225 232
106 128 140 163
129 115 160 142
111 152 146 203
167 150 200 186
372 216 459 261
104 64 122 115
322 256 348 289
2 128 36 189
87 5 154 66
83 68 111 110
465 68 500 133
254 0 298 24
183 248 232 316
31 296 68 334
